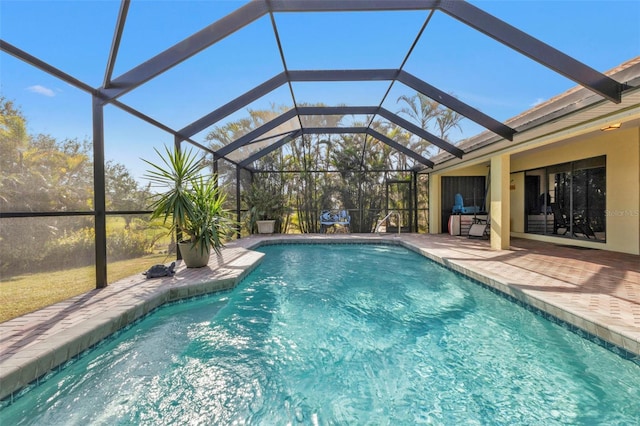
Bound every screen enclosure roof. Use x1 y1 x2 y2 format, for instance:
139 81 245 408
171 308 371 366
2 0 637 172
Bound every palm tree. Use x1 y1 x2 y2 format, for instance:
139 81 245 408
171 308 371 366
397 91 464 155
435 107 463 142
396 93 439 129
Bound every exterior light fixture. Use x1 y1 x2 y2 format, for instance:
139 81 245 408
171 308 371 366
600 123 622 131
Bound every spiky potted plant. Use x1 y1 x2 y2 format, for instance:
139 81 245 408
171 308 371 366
143 145 234 267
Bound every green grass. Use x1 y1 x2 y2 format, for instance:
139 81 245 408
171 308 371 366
0 253 171 323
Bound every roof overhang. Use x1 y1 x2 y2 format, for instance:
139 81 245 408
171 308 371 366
425 59 640 174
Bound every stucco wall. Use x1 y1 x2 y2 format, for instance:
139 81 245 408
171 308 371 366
510 126 640 255
510 172 525 233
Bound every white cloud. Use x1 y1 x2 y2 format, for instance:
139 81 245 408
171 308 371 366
530 98 546 107
27 85 56 97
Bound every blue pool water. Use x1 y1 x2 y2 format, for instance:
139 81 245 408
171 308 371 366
2 244 640 425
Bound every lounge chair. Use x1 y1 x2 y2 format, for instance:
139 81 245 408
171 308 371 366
572 212 596 239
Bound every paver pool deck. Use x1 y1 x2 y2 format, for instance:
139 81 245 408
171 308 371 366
1 234 639 401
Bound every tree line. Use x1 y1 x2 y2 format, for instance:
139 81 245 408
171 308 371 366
0 93 461 276
0 97 155 277
207 93 461 233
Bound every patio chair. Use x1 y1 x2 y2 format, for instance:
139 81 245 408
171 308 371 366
572 212 597 239
320 210 337 233
452 193 480 214
550 204 596 238
335 210 351 233
468 217 489 239
550 203 570 235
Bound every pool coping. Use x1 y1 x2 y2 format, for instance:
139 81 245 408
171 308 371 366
0 245 264 402
1 234 639 402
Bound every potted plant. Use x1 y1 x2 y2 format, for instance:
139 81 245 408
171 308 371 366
242 183 287 234
143 145 234 267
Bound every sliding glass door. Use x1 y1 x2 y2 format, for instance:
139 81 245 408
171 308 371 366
525 156 605 241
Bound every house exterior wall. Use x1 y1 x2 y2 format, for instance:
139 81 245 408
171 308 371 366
510 125 640 255
429 124 639 255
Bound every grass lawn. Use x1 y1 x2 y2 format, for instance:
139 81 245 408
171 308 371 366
0 253 171 323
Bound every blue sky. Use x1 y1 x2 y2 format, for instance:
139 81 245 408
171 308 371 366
1 0 639 179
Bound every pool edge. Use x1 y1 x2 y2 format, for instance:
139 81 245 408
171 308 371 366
0 247 265 403
2 234 638 405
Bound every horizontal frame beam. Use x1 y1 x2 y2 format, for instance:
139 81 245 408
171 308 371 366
378 108 464 158
269 0 439 12
296 106 380 116
301 127 433 167
215 106 461 162
302 127 367 134
181 67 515 151
100 0 269 100
397 70 516 141
288 69 398 82
215 109 298 157
238 129 302 167
439 0 625 103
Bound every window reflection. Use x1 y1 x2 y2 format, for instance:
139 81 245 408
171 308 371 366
525 156 605 241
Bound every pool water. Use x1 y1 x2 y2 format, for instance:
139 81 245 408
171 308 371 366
2 244 639 424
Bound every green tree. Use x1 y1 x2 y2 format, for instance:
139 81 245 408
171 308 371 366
0 97 28 209
106 160 150 212
18 135 93 211
435 108 463 142
203 103 426 233
396 92 464 156
0 99 156 276
396 93 439 130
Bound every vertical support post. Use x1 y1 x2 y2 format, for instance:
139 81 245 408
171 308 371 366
236 166 242 239
358 176 363 234
92 96 107 288
490 154 511 250
413 171 418 233
213 154 219 184
174 136 182 260
428 173 440 234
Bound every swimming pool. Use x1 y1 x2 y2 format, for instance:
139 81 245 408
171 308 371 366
2 243 639 424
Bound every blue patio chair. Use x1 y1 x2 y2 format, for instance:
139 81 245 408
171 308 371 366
336 210 351 233
320 210 338 233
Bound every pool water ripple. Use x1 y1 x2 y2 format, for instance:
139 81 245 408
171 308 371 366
2 244 640 425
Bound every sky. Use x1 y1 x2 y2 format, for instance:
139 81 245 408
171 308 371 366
1 0 639 180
